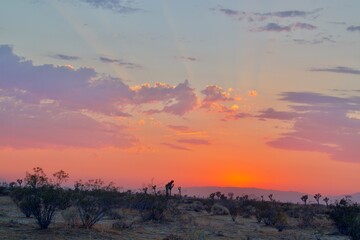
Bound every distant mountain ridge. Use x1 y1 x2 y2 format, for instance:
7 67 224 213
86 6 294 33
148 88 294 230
183 186 360 204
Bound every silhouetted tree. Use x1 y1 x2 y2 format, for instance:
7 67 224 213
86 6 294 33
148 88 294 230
301 195 309 205
314 193 322 205
178 187 181 197
209 193 215 199
228 192 234 200
215 191 222 199
323 197 329 207
16 179 23 187
165 180 174 197
268 194 274 202
151 185 157 195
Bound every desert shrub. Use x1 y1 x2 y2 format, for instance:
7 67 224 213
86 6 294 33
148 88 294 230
273 210 288 232
188 201 205 212
10 186 33 217
241 205 256 218
330 198 360 240
130 193 169 221
29 185 71 229
211 203 230 215
61 206 80 228
255 202 288 231
298 207 316 228
10 167 71 229
0 182 9 196
220 199 239 221
73 179 119 229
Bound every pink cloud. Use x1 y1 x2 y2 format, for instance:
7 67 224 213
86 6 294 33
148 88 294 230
266 92 360 162
201 85 233 108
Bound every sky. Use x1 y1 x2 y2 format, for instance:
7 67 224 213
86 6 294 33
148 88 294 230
0 0 359 195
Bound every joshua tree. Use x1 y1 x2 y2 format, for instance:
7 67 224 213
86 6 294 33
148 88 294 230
323 197 329 206
209 193 215 199
215 191 222 199
142 187 148 194
301 195 309 205
268 194 274 202
16 179 23 187
314 193 322 205
178 187 182 196
165 180 174 197
151 185 157 195
261 195 264 202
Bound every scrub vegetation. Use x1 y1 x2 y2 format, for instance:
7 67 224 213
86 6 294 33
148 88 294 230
0 167 359 240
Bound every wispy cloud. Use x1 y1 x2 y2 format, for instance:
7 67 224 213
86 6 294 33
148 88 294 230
310 66 360 75
347 25 360 32
80 0 139 13
252 22 316 32
216 7 322 22
257 108 299 121
293 36 336 45
177 139 210 145
177 56 198 62
254 23 291 32
162 143 191 151
99 56 141 69
50 54 80 61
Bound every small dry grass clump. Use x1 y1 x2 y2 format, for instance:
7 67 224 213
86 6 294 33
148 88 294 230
211 203 230 215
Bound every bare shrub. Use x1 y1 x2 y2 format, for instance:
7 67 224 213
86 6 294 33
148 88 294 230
74 179 119 229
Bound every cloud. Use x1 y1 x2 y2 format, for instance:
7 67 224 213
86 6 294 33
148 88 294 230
310 66 360 75
257 108 299 121
253 22 316 32
0 45 198 117
177 139 210 145
293 36 336 45
248 90 258 97
80 0 139 13
0 94 137 149
0 45 199 148
178 56 198 61
253 23 291 32
292 22 317 30
167 125 206 136
216 7 322 22
162 143 191 151
50 54 80 61
201 85 233 108
219 8 241 16
99 57 141 69
134 81 198 116
347 25 360 32
267 92 360 162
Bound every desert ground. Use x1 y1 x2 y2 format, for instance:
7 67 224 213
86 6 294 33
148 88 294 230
0 195 350 240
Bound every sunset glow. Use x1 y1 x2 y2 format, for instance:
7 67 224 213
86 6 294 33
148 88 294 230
1 0 359 196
